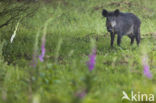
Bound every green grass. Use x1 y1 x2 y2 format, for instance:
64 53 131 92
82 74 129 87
0 0 156 103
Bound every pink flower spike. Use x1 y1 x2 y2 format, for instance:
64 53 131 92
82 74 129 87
144 65 152 79
39 35 46 62
142 56 152 79
87 49 96 71
75 90 86 99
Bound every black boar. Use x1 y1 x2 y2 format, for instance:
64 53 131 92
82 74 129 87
102 9 141 47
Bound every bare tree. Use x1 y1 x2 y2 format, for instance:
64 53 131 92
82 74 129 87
0 1 39 29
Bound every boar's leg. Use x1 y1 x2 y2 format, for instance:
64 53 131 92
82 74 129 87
135 28 140 46
117 34 122 46
128 35 134 45
136 34 140 46
130 36 135 45
110 33 115 47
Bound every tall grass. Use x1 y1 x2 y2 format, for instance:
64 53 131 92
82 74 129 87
0 0 156 103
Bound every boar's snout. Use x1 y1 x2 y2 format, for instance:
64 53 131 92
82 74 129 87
106 22 115 32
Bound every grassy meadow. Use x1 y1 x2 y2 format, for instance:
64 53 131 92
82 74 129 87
0 0 156 103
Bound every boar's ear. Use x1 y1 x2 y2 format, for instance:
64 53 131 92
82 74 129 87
102 9 108 17
114 9 120 16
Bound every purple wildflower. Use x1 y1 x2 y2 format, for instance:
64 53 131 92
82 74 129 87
144 65 152 79
39 35 46 62
87 48 96 71
75 90 86 99
142 56 152 79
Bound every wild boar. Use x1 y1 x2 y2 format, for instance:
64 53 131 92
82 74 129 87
102 9 141 47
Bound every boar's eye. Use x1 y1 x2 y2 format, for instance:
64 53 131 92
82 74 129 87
107 16 113 21
107 17 111 22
